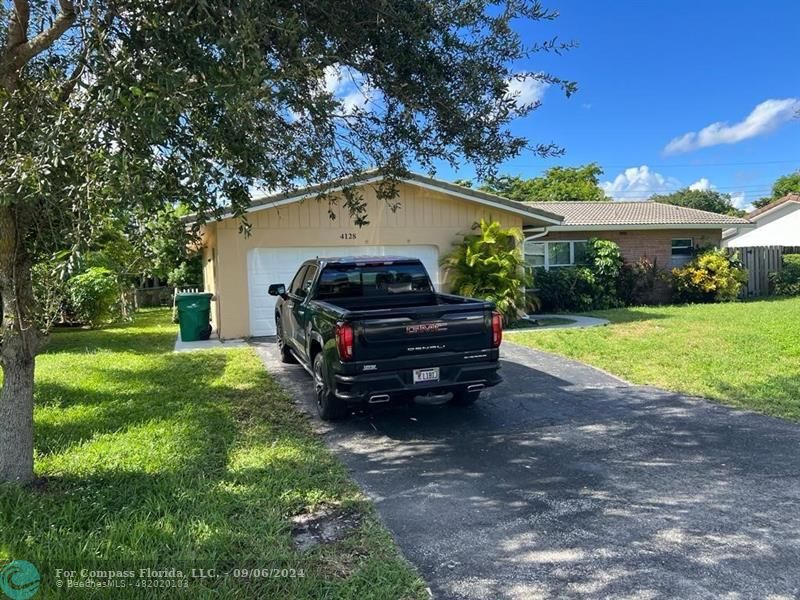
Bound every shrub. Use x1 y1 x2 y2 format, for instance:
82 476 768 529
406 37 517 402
618 258 666 306
771 254 800 296
672 249 747 303
442 219 534 324
585 238 623 308
67 267 122 327
167 254 204 287
535 238 623 312
536 267 598 312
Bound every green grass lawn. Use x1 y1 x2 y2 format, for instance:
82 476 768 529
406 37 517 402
508 297 800 421
0 310 425 599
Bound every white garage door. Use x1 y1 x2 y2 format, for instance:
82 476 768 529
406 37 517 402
247 245 440 336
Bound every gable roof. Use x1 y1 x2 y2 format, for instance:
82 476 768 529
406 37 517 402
747 193 800 220
524 201 752 230
242 170 564 226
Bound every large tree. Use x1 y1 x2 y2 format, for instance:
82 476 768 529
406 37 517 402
463 163 606 202
649 188 745 217
0 1 574 482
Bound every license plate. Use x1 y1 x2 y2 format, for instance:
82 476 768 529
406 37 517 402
413 367 440 384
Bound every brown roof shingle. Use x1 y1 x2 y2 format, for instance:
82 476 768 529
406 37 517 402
747 193 800 219
525 201 752 227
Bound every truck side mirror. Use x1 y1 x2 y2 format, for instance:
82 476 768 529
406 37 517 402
268 283 286 297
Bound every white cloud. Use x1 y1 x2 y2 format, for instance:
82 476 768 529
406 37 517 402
322 64 374 113
505 74 549 109
684 177 754 210
340 86 373 113
322 65 345 95
688 177 713 191
601 165 681 200
603 168 755 210
285 64 375 121
664 98 800 154
730 192 751 211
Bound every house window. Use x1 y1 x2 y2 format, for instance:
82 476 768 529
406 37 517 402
524 238 589 270
671 238 694 267
548 242 572 267
524 240 546 267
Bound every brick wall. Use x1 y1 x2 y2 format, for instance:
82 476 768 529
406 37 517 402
538 228 722 271
535 228 723 303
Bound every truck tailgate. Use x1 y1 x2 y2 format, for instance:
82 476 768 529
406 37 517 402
354 305 492 361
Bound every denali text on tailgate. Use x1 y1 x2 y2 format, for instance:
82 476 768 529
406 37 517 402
406 322 448 334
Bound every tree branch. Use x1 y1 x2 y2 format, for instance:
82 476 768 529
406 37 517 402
0 0 77 79
5 1 31 52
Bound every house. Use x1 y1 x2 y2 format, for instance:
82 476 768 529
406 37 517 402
723 193 800 248
524 201 752 271
200 173 752 339
199 172 563 338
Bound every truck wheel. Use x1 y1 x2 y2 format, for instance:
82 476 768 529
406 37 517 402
450 389 480 407
313 353 347 420
276 318 296 364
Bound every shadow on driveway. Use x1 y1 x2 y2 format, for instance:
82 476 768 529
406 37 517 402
251 338 800 599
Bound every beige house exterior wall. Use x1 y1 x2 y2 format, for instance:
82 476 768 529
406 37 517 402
201 182 523 339
200 223 219 331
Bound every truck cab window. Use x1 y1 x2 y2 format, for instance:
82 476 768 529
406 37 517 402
289 266 310 297
302 266 318 294
316 263 432 299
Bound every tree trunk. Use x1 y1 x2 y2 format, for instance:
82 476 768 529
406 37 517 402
0 348 35 483
0 205 41 484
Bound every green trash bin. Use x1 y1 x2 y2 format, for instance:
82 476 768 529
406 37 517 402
176 292 213 342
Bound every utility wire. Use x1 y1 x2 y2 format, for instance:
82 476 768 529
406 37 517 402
506 156 799 169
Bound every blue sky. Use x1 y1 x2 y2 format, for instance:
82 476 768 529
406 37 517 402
434 0 800 209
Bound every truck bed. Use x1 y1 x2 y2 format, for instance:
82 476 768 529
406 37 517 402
312 292 485 316
311 293 495 361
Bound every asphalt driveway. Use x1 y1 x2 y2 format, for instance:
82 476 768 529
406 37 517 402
251 339 800 599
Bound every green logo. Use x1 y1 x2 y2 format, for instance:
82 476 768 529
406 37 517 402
0 561 40 600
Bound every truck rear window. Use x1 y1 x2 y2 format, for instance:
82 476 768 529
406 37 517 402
316 263 432 299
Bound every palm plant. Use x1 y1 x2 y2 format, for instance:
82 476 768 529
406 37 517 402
441 219 534 324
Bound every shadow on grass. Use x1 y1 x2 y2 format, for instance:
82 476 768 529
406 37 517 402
580 307 672 324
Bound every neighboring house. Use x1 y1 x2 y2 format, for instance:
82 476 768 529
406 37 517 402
524 201 752 271
723 193 800 248
199 173 752 339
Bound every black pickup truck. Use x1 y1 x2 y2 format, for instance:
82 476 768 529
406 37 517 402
268 256 502 420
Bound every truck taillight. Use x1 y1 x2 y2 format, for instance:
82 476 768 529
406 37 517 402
491 312 503 348
335 323 354 361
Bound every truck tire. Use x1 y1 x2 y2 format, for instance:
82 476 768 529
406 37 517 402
313 353 347 420
276 318 296 364
450 389 480 407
